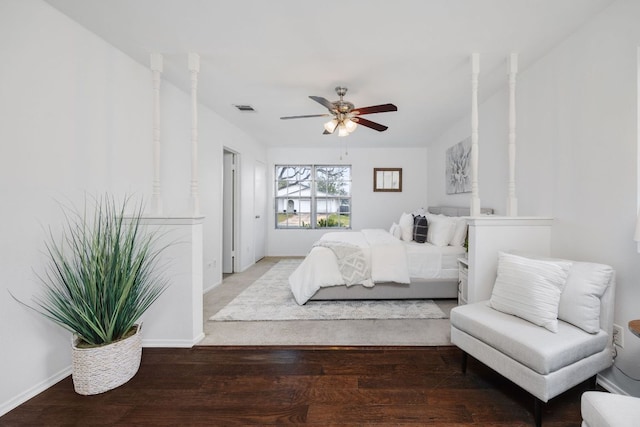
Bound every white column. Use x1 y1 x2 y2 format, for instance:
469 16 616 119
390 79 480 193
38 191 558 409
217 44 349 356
470 53 481 216
188 53 200 216
507 53 518 216
150 53 163 215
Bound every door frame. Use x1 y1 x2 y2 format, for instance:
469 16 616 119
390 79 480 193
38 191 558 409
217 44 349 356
222 148 240 273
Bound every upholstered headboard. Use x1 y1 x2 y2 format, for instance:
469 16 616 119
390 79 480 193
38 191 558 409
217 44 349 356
428 206 493 216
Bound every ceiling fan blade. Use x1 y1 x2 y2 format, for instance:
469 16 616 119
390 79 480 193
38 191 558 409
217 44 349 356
323 129 333 135
309 96 335 111
280 113 332 120
353 117 389 132
352 103 397 115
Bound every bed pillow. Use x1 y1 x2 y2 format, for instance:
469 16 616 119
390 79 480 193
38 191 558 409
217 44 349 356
426 215 456 247
489 252 571 333
449 217 468 246
389 222 402 239
398 212 414 242
412 215 428 243
557 262 612 333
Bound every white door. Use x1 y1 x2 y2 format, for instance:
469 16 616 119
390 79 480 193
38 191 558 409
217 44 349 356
222 151 235 273
254 160 266 262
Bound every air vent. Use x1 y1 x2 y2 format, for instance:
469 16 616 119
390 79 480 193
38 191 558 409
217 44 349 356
234 104 256 112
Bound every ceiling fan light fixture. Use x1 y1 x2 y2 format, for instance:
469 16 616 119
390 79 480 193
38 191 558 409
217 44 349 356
344 118 357 133
324 118 338 133
338 123 349 137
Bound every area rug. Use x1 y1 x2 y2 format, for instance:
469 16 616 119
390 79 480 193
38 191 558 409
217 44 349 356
209 259 448 321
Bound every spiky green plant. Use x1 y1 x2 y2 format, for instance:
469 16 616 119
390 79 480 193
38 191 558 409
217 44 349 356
22 195 169 347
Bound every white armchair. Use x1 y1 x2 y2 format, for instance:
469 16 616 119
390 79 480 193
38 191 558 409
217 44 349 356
581 391 640 427
450 252 616 427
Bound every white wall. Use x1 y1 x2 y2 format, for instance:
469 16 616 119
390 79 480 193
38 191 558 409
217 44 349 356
187 91 267 280
0 1 153 414
267 146 428 255
428 0 640 395
0 0 265 415
153 62 266 283
427 95 512 216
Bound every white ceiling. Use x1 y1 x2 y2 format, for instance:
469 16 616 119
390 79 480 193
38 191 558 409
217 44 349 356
45 0 614 149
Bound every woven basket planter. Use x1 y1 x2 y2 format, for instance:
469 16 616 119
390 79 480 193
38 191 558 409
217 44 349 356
71 324 142 395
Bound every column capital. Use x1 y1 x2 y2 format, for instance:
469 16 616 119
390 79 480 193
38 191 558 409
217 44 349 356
150 53 163 72
188 53 200 72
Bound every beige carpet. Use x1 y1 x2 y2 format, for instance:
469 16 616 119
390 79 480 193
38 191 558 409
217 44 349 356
210 259 447 321
200 257 456 346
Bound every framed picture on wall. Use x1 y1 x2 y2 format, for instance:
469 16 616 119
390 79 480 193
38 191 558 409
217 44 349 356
446 137 471 194
373 168 402 192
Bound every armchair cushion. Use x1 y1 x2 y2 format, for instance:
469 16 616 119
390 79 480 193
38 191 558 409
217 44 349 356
558 262 613 334
489 252 571 332
451 302 609 375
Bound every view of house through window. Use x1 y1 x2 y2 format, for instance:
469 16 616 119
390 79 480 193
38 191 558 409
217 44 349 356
275 165 351 229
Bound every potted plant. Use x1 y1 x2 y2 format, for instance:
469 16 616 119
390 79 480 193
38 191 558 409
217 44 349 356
16 195 169 395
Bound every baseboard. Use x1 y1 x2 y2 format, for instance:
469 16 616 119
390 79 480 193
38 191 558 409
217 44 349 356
0 365 72 417
597 373 629 395
237 261 256 274
192 332 205 345
203 280 221 294
142 333 205 348
597 366 640 396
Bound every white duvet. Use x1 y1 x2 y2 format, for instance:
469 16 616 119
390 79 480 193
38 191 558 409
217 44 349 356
289 229 411 305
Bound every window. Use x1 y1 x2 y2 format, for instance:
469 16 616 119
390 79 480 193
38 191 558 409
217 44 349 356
275 165 351 229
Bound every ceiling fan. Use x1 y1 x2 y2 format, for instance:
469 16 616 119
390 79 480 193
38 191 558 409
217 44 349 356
280 87 397 136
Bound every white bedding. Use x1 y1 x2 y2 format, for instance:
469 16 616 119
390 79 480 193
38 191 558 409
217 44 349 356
289 229 465 304
403 240 465 279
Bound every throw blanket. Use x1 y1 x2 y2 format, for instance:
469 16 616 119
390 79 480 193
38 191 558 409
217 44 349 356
313 240 374 287
289 229 410 305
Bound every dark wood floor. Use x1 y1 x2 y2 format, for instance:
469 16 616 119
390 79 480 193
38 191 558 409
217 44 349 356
2 346 590 426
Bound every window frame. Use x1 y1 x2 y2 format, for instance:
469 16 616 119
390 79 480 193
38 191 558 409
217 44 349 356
274 164 352 230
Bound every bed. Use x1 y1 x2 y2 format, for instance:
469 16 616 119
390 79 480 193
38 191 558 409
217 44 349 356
289 206 493 305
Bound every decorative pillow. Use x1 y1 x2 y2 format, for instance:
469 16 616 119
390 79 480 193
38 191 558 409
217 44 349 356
558 262 612 333
505 251 614 334
449 217 468 246
426 215 456 247
398 212 414 242
389 222 402 239
489 252 571 333
412 215 428 243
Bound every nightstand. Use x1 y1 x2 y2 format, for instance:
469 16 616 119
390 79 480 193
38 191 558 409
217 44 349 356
457 257 469 305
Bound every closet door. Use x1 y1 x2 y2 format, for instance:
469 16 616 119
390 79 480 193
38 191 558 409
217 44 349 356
254 160 266 262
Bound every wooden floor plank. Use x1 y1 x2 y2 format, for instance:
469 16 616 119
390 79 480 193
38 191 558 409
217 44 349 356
1 346 589 426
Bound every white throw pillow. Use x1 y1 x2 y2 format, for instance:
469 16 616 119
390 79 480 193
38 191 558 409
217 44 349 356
489 252 571 333
398 212 414 242
426 215 456 247
449 217 468 247
558 262 612 333
389 222 402 239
